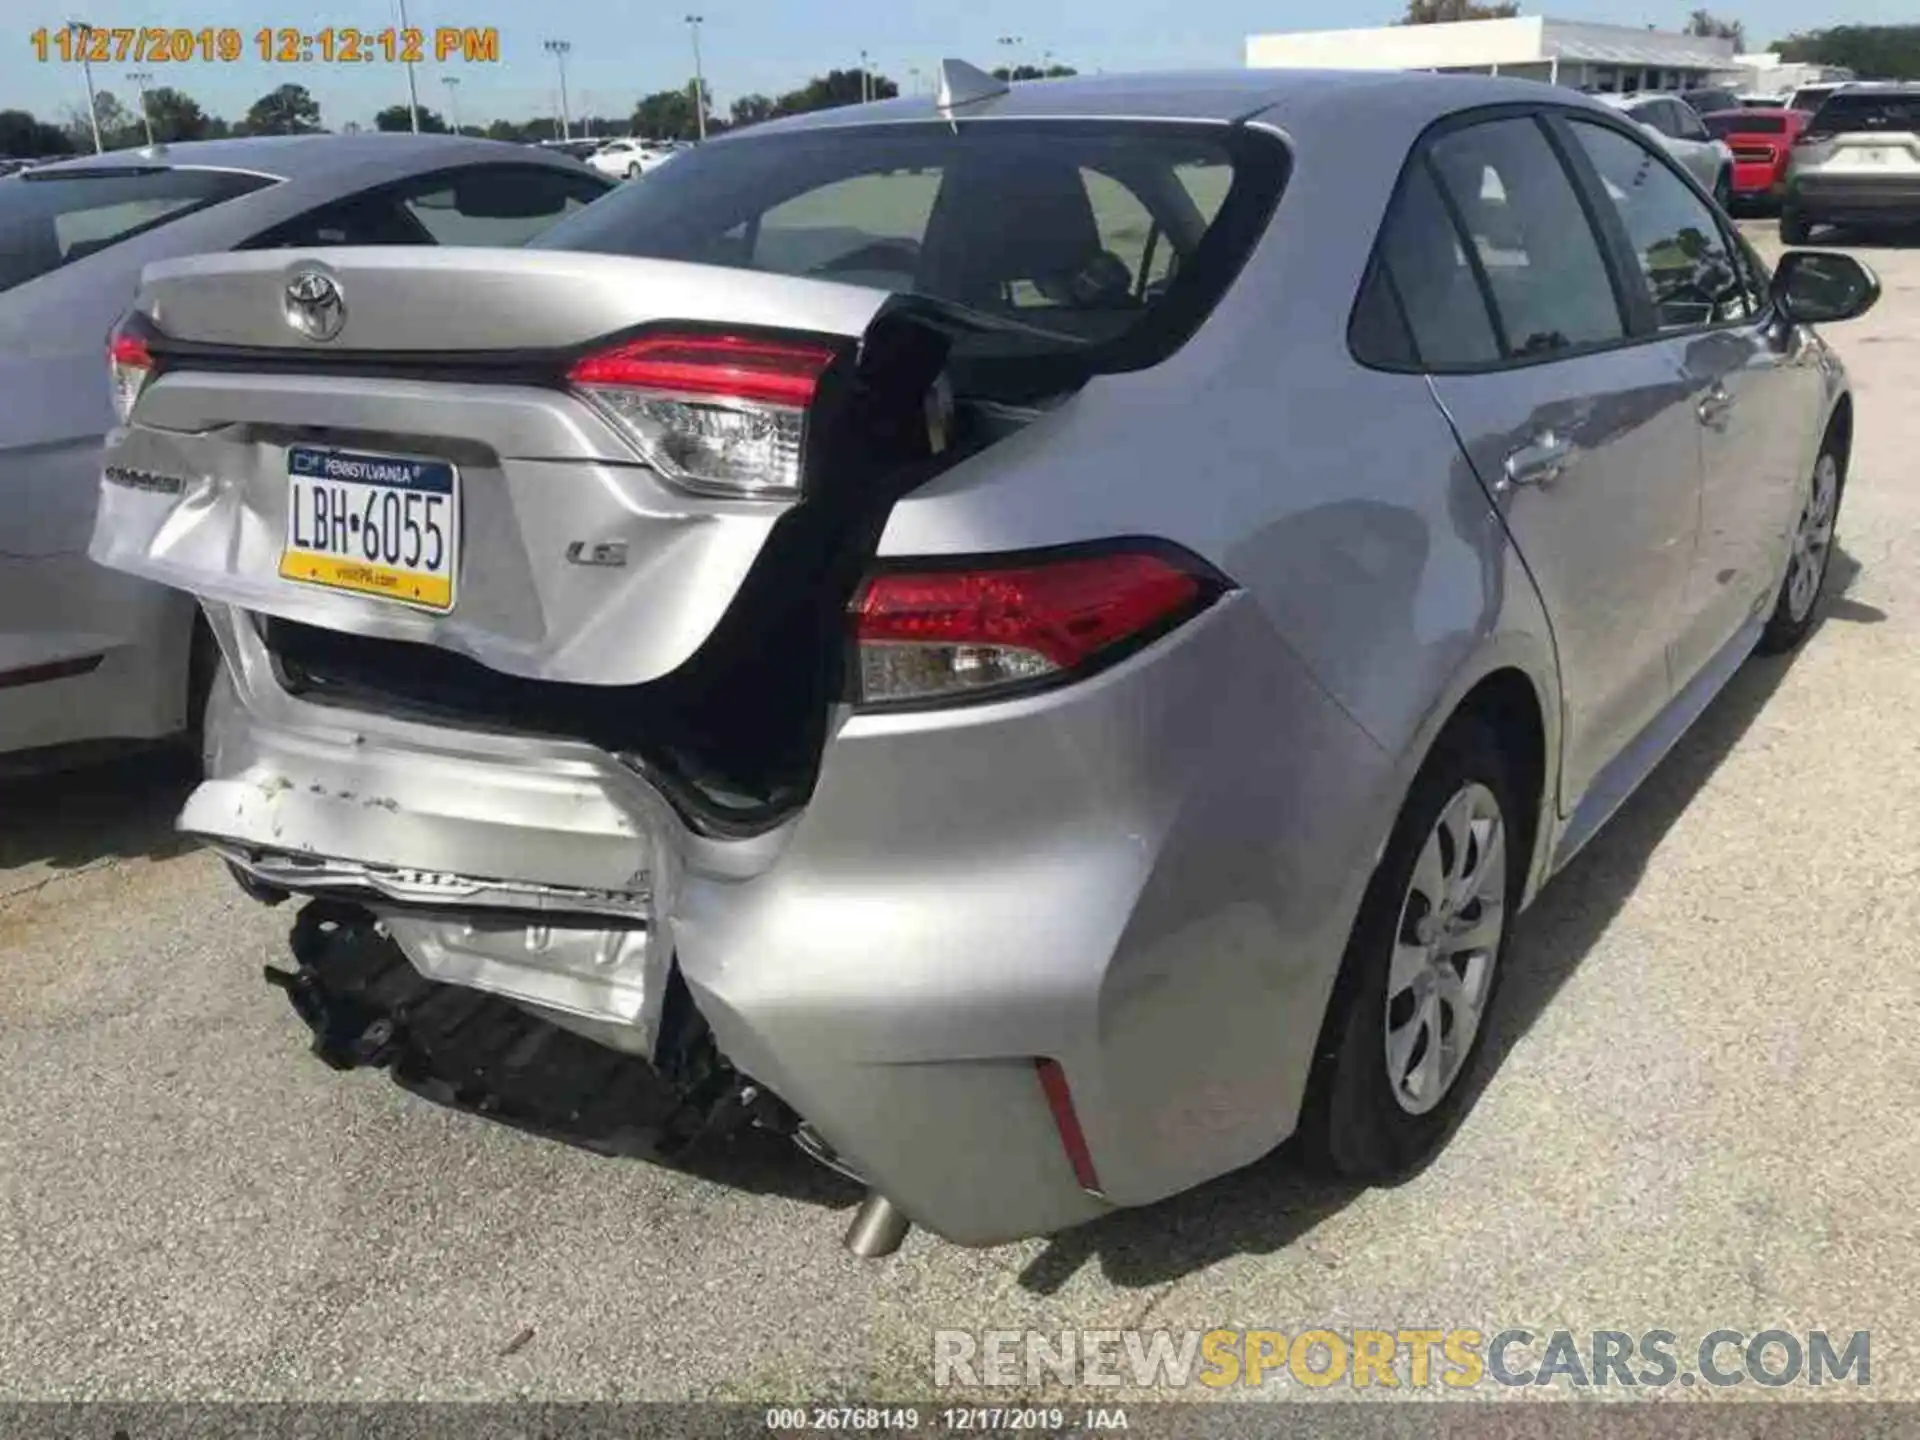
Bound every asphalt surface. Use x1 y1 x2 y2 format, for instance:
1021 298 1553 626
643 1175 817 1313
4 226 1919 1406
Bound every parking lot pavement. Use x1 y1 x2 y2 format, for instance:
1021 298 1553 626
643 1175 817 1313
4 231 1919 1405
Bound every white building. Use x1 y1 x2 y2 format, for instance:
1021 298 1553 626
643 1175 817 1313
1717 51 1856 99
1245 16 1738 94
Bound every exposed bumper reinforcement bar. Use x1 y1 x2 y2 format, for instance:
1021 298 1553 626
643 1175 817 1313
212 842 652 921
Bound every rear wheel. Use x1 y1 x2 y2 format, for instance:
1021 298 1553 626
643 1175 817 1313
1758 444 1843 654
1302 717 1521 1182
626 162 641 179
1712 168 1732 211
1780 206 1812 245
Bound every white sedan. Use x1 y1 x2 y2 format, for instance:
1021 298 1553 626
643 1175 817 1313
586 138 672 180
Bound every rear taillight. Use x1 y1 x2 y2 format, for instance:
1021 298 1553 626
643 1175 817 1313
107 326 154 425
566 330 839 498
850 546 1223 707
1036 1059 1101 1194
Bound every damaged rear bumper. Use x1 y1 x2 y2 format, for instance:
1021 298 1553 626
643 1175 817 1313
187 591 1383 1246
188 602 738 1052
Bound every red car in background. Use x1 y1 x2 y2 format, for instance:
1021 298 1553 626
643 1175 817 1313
1703 108 1810 209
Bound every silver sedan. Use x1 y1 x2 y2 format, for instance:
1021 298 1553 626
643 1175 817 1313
90 64 1876 1251
1595 90 1737 206
0 135 609 766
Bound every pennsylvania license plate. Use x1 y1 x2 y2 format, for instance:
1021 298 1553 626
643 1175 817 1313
280 446 459 612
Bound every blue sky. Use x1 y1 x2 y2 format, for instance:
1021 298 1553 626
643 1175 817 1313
11 0 1910 130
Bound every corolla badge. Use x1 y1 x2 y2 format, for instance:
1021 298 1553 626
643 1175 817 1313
283 267 346 341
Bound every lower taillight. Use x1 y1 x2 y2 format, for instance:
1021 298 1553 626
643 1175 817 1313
850 545 1225 707
1036 1058 1101 1194
107 326 154 425
566 330 840 498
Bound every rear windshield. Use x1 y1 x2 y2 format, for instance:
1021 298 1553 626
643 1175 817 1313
531 120 1285 360
1681 90 1739 114
0 165 272 293
1809 93 1920 134
1705 112 1788 136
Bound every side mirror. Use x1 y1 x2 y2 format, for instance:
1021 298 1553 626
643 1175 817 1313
1773 250 1881 325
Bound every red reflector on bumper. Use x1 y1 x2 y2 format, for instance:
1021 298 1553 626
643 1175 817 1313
1036 1058 1101 1194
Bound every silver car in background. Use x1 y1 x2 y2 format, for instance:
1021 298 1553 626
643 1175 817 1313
91 65 1877 1252
0 135 609 766
1596 91 1737 206
1782 84 1920 243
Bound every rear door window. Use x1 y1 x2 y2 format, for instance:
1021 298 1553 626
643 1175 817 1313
1626 101 1668 137
1427 118 1626 357
0 166 273 292
1568 120 1755 332
1670 103 1711 142
1360 161 1502 368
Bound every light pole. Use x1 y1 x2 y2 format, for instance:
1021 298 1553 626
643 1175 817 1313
997 34 1023 80
908 66 922 97
441 74 461 134
543 39 573 140
859 48 871 105
394 0 421 131
68 20 103 151
685 15 706 142
125 70 155 145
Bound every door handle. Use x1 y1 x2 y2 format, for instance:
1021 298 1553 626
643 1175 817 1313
1697 383 1735 429
1503 431 1572 488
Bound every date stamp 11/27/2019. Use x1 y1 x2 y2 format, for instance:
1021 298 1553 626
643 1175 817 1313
28 25 501 66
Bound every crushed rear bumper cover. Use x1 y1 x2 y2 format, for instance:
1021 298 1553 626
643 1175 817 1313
186 590 1383 1244
188 602 704 1050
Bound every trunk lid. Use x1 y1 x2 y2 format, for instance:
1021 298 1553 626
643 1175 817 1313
136 245 890 354
91 248 897 691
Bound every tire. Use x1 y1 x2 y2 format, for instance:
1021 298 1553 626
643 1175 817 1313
1780 207 1812 245
1301 715 1524 1183
1712 169 1732 211
626 162 641 179
1757 440 1844 654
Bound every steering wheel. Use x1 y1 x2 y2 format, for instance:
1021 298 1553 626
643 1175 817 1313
812 239 922 278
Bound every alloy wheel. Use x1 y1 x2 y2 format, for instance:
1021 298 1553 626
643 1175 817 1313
1786 453 1839 623
1384 781 1507 1116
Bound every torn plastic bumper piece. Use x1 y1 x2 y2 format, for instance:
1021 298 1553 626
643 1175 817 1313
270 901 788 1162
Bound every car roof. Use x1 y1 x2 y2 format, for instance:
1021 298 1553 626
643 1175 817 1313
1815 81 1920 95
26 132 582 185
739 68 1617 141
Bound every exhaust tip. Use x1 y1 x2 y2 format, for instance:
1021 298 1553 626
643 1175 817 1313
843 1192 911 1259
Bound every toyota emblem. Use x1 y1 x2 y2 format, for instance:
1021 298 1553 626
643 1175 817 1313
283 267 345 342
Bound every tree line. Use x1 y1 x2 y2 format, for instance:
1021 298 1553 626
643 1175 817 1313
0 60 1083 158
